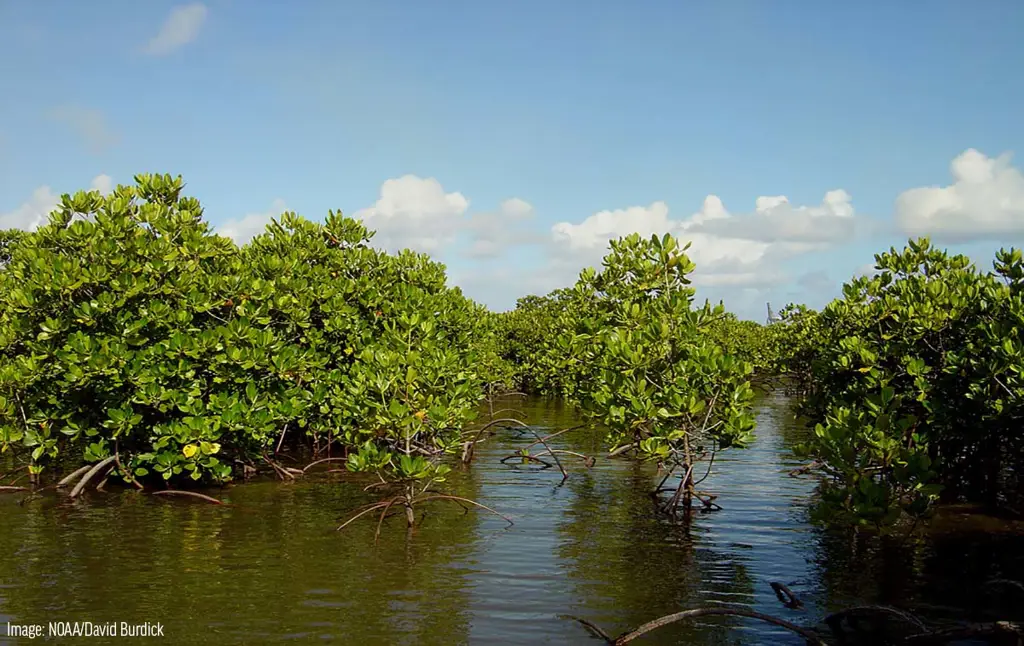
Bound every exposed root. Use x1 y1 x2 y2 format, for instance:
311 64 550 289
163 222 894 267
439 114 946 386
472 417 569 480
522 425 585 450
69 456 117 499
337 502 391 531
416 495 515 526
462 417 532 463
488 408 527 419
902 621 1024 644
569 605 828 645
57 465 92 488
533 448 594 464
0 485 29 493
263 453 296 480
984 578 1024 597
114 454 144 490
607 444 635 458
561 616 614 642
770 581 803 609
303 457 349 473
374 497 401 543
338 491 514 539
825 605 928 635
565 580 1023 645
789 460 822 477
151 490 227 505
500 454 555 469
274 423 289 454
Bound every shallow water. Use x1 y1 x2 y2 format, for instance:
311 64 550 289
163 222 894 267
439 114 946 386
1 394 1021 644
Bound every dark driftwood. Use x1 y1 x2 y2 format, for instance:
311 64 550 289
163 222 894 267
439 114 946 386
70 456 117 499
151 490 226 505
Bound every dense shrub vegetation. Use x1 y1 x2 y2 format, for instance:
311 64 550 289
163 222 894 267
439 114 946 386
1 174 1021 529
792 241 1024 525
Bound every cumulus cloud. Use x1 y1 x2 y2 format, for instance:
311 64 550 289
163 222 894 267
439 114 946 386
548 189 859 290
0 175 113 231
144 3 208 56
217 198 288 244
353 175 470 254
688 189 857 244
49 105 119 153
895 148 1024 241
463 197 543 259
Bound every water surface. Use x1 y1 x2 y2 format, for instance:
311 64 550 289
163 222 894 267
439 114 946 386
1 394 1021 644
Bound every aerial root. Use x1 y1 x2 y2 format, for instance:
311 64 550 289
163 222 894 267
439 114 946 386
0 485 29 493
825 605 928 635
789 460 822 477
415 494 515 526
567 605 828 645
151 490 227 505
567 583 1022 645
499 454 555 469
69 456 117 499
901 621 1024 644
337 492 513 539
57 464 93 488
770 581 803 609
983 578 1024 597
302 457 349 473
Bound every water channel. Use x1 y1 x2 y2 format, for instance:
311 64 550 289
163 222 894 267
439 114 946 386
1 394 1021 644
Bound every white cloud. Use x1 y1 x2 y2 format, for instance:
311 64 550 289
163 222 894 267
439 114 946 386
49 106 119 153
217 198 288 244
144 3 208 56
353 175 470 254
91 174 114 195
0 175 114 231
548 189 859 290
853 262 882 278
895 148 1024 241
498 198 534 220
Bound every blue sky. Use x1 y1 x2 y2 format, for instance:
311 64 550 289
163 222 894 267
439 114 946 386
2 1 1023 320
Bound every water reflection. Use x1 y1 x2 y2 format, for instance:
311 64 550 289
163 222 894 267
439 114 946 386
0 394 1021 645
